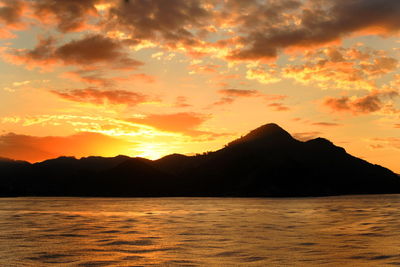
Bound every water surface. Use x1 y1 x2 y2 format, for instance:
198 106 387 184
1 195 400 266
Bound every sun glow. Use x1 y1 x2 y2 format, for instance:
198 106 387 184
133 143 171 160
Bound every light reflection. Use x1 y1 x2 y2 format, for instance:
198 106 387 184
1 196 400 265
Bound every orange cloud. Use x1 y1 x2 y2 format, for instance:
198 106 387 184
0 131 133 163
51 88 150 106
113 73 156 83
213 97 235 106
311 122 341 127
219 89 259 97
246 67 281 84
292 131 322 141
268 102 290 111
61 70 155 87
283 46 397 91
360 56 398 76
174 96 191 108
188 63 221 74
369 137 400 150
127 112 212 137
61 71 112 87
213 89 287 106
324 89 399 114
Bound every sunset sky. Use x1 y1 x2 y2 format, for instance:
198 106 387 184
0 0 399 172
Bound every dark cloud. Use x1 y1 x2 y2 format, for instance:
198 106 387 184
4 34 143 70
0 0 25 26
52 88 149 106
55 34 142 69
3 0 400 62
228 0 400 61
106 0 210 45
32 0 100 32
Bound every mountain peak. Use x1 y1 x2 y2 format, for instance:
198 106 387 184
227 123 294 147
245 123 292 139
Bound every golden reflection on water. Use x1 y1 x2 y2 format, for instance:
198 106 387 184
1 196 400 266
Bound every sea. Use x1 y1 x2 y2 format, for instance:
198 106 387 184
1 195 400 266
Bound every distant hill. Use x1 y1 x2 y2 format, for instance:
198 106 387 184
1 123 399 197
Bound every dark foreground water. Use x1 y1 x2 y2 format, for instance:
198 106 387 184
1 196 400 266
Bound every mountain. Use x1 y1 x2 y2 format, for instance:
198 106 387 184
1 123 399 197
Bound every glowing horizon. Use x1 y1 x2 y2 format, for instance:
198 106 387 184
0 0 399 173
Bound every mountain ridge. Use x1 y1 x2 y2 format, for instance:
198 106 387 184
0 123 399 197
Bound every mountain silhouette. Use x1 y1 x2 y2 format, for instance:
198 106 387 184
1 123 399 197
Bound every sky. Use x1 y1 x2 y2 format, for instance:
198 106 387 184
0 0 399 173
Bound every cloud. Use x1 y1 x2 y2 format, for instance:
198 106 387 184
212 97 235 106
246 67 281 84
3 0 400 62
55 34 142 69
324 89 399 114
213 89 259 106
3 34 143 70
311 122 341 127
268 102 290 111
61 71 112 87
219 89 259 97
61 70 155 87
32 0 100 33
188 63 221 74
369 137 400 150
0 131 133 163
174 96 191 108
283 46 397 91
0 0 26 27
0 0 28 39
127 112 212 137
227 0 400 61
106 0 211 45
360 56 398 76
113 73 156 83
1 37 58 69
213 88 287 106
293 131 322 141
51 88 150 107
